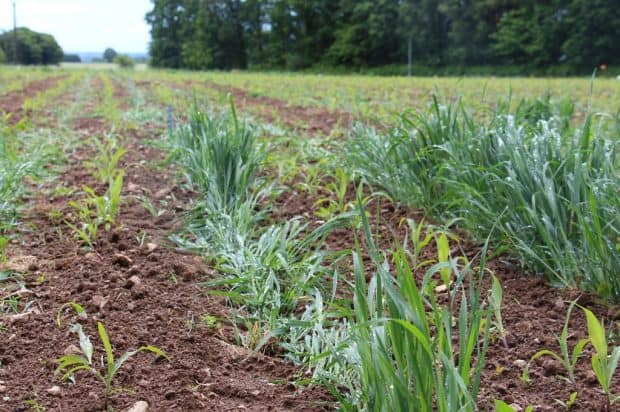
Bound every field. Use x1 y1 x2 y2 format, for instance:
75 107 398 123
0 67 619 411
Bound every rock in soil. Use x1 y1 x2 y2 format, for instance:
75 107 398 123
46 385 61 396
125 400 148 412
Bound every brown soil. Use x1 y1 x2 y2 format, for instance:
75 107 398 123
133 79 351 137
207 82 352 137
0 75 69 124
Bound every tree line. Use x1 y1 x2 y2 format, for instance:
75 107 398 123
146 0 619 74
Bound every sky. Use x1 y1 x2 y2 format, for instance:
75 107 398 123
0 0 151 53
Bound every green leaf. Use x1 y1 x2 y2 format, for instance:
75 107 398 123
97 321 115 379
436 233 451 286
69 323 93 364
583 307 607 358
495 399 516 412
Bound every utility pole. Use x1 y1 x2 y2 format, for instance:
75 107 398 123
12 1 18 64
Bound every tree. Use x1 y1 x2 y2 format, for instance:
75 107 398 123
492 2 566 67
561 0 620 67
146 0 184 68
0 27 63 65
63 53 81 63
115 54 134 68
0 47 5 64
103 48 118 63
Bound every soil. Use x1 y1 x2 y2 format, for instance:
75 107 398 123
206 82 352 137
1 73 618 412
0 75 69 124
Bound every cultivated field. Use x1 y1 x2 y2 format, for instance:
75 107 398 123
1 67 619 411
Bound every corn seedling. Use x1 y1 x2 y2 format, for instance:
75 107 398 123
330 199 492 411
523 300 588 384
489 274 508 347
581 306 620 407
554 391 578 410
66 172 124 247
314 167 353 219
84 137 127 184
495 400 534 412
56 321 168 410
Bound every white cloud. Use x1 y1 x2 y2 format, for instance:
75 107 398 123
0 0 151 52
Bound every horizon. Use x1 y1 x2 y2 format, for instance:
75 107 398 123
0 0 151 54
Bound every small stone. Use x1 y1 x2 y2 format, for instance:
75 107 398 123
585 370 598 384
512 359 527 368
0 385 6 393
46 385 61 396
125 400 148 412
63 345 81 356
113 253 133 268
146 243 158 253
434 284 448 293
554 298 565 311
92 295 109 311
88 391 99 400
250 390 260 397
127 183 139 193
125 275 142 289
154 188 169 199
127 302 136 311
542 359 558 376
137 379 149 387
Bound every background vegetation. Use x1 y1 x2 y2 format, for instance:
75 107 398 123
0 27 64 65
145 0 619 75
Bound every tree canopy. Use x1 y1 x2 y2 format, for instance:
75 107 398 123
145 0 620 73
0 27 64 65
103 48 118 63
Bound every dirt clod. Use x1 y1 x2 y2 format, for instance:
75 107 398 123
113 253 133 267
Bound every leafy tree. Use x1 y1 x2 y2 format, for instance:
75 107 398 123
103 48 117 63
0 27 63 65
0 47 5 64
115 54 134 68
144 0 620 73
492 2 566 67
63 53 82 63
561 0 620 67
146 0 184 68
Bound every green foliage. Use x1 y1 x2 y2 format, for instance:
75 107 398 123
582 306 620 406
145 0 620 72
66 172 124 248
84 137 127 184
0 27 63 65
56 321 168 409
346 96 620 301
523 300 589 384
103 48 117 63
115 54 134 69
330 200 492 411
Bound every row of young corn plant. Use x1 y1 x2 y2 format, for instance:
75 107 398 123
0 115 65 232
168 98 352 349
167 97 501 410
347 96 620 301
